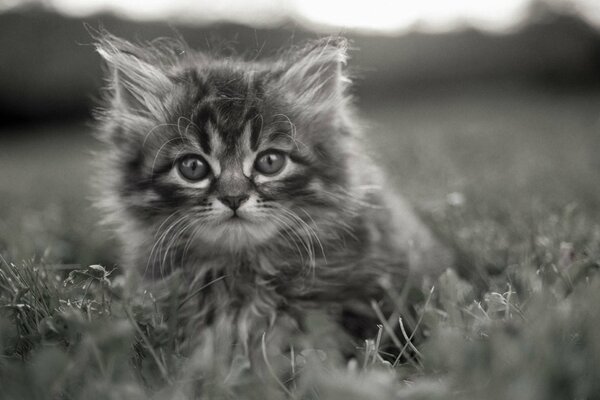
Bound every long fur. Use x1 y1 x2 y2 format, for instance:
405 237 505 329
93 33 454 359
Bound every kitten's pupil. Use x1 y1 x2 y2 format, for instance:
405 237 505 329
178 154 210 181
255 151 286 175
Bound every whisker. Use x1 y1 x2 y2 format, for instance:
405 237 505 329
159 207 214 272
271 113 305 151
147 213 190 277
267 213 308 266
276 206 323 264
273 208 317 270
142 123 180 147
153 210 183 239
297 207 327 263
181 223 202 267
163 218 196 273
150 136 190 177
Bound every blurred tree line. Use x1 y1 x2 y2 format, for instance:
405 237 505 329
2 5 600 126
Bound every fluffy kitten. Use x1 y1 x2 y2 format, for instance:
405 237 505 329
94 34 453 355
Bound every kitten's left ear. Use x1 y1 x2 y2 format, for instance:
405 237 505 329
95 33 174 118
280 37 349 104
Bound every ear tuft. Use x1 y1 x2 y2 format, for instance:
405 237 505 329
298 36 349 65
280 36 350 104
94 32 174 117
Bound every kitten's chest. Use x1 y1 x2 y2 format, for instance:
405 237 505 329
193 249 304 278
187 251 323 321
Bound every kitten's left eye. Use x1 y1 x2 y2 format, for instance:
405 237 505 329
177 154 210 181
254 150 286 175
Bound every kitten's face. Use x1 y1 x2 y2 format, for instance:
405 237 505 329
98 36 351 254
143 78 319 250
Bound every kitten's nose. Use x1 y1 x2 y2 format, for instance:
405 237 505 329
219 195 249 211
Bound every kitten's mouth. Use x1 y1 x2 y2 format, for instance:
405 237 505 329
206 211 279 247
223 214 256 231
227 213 248 222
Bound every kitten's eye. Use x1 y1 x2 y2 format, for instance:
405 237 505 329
177 154 210 181
254 151 286 175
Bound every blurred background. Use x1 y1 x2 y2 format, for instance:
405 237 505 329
1 0 600 268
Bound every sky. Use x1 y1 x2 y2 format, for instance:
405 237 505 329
3 0 600 34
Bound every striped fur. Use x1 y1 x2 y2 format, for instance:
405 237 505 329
93 33 454 357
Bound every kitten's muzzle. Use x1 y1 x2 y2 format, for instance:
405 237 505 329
219 195 249 211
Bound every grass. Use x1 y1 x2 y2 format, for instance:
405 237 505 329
1 84 600 399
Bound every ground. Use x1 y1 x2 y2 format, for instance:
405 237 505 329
1 83 599 399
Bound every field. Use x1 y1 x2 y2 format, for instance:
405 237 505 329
1 84 600 399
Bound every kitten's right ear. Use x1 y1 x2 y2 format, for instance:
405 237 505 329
95 34 173 118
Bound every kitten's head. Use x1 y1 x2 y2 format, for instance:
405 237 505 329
96 34 359 258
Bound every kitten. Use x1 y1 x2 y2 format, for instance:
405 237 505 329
94 33 453 356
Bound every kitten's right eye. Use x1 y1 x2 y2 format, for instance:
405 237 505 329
177 154 210 181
